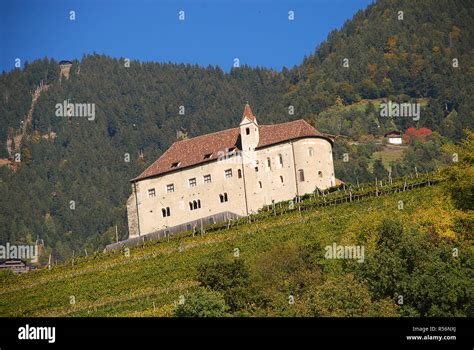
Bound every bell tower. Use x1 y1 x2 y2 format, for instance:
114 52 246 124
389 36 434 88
239 103 259 152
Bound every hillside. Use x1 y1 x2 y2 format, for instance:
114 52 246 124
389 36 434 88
0 0 473 261
0 177 472 317
287 0 473 140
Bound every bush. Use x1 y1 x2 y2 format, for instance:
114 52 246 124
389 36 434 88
173 287 228 317
197 259 250 291
353 218 472 316
197 259 267 313
302 274 398 317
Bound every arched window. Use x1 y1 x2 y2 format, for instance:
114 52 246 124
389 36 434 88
278 154 283 166
219 194 224 203
318 171 323 178
197 200 201 208
189 202 193 211
224 193 228 201
298 169 305 182
238 169 242 178
193 201 198 210
308 147 314 157
166 207 170 216
266 157 271 170
162 208 166 217
258 181 262 189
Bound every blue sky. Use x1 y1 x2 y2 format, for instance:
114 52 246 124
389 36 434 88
1 0 374 73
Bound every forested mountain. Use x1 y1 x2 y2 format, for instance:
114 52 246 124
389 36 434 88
0 0 472 261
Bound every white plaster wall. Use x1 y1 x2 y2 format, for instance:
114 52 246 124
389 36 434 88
128 137 335 238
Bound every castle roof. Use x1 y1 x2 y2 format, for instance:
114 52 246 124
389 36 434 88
132 119 332 182
241 103 257 123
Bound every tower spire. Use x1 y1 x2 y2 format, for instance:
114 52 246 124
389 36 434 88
241 103 257 124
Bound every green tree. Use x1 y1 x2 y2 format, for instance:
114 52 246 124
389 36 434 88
174 287 228 317
442 130 474 210
373 159 387 180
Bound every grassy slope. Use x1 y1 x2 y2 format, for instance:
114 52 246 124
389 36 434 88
0 183 463 317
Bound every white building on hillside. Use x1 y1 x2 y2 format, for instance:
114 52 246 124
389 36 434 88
385 131 403 145
126 104 335 239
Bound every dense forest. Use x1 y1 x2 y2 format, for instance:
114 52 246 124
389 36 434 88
0 0 472 261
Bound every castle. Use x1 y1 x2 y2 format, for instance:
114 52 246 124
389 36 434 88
126 105 335 239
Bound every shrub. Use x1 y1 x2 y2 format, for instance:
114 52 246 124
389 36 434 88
173 287 228 317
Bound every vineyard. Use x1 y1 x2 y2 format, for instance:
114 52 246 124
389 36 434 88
0 174 471 317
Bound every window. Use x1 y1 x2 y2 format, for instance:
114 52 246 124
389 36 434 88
189 178 197 187
220 193 229 203
204 153 212 160
238 169 242 178
225 169 232 178
254 166 258 172
171 161 181 168
280 176 284 183
298 169 305 182
278 154 283 166
161 207 170 217
166 184 175 193
308 148 314 157
204 174 212 183
148 188 156 197
266 157 271 170
258 181 262 189
246 127 250 135
190 199 202 211
318 171 323 178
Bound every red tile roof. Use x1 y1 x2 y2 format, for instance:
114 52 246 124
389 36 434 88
241 103 256 123
384 130 402 137
132 119 332 182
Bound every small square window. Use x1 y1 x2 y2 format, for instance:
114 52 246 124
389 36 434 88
189 178 197 187
204 174 212 183
225 169 232 178
166 184 175 193
148 188 156 197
